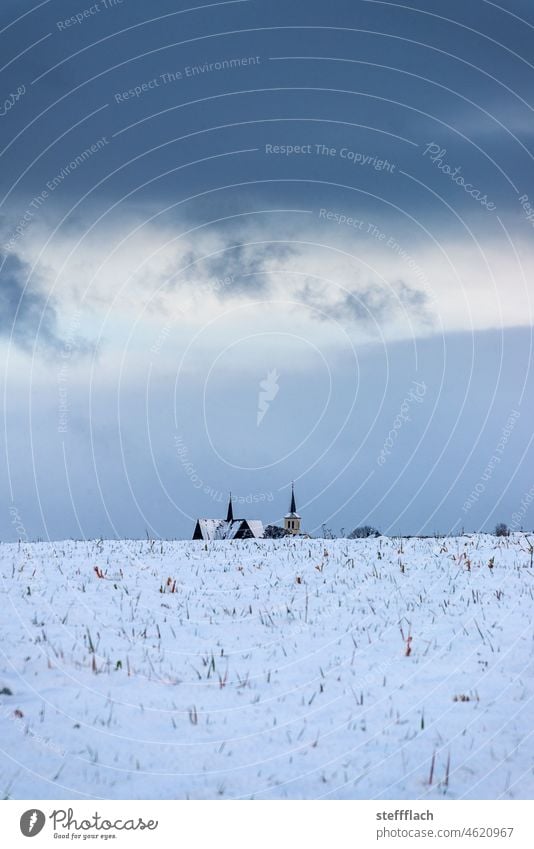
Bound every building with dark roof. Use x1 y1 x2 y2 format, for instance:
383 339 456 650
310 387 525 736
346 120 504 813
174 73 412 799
192 494 264 540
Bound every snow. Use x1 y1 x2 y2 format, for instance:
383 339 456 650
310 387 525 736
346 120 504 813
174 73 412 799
194 519 229 540
241 520 264 540
0 533 533 800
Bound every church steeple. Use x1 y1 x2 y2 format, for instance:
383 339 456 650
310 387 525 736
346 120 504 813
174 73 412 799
284 482 301 535
226 492 234 523
290 483 297 515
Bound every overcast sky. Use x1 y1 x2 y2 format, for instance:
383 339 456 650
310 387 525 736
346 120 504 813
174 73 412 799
1 0 533 540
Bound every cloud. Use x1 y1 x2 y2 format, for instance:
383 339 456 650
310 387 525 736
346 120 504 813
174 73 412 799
0 253 94 358
0 253 61 352
3 210 533 357
194 242 297 297
297 276 433 330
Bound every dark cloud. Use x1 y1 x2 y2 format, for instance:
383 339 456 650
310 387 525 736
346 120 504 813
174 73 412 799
0 254 61 351
176 241 297 298
0 0 532 224
298 277 433 327
0 253 93 356
396 280 434 324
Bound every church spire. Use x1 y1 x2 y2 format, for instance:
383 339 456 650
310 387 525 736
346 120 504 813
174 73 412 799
284 482 301 535
226 492 234 523
290 482 296 514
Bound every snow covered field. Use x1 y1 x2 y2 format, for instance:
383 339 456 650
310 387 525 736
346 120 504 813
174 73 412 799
0 534 533 800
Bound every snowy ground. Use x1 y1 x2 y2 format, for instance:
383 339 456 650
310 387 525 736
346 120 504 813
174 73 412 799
0 534 533 800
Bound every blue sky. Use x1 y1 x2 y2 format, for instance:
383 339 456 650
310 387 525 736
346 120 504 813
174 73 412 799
1 0 533 539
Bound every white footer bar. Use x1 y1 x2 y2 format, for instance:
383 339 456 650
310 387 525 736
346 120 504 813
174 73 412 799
2 800 530 847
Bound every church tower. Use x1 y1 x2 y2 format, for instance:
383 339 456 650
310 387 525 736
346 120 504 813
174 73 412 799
284 483 301 535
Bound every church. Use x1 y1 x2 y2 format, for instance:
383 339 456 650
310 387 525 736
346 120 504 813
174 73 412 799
192 494 264 541
283 483 301 535
192 484 302 540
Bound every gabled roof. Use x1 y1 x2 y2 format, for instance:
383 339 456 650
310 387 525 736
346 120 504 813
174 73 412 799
194 519 229 540
193 518 264 540
242 520 264 538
